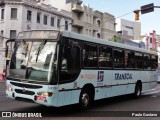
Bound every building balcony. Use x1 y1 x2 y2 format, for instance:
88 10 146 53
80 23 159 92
72 4 84 13
86 23 100 31
72 19 84 28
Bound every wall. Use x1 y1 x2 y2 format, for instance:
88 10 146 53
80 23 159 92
116 19 141 40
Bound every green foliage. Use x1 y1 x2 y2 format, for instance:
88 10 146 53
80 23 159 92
109 36 121 42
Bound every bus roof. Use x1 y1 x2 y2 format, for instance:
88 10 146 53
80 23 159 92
61 31 157 55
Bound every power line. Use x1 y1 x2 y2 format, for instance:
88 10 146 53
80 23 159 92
116 11 134 19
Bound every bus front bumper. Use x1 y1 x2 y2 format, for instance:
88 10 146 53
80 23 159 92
6 82 59 107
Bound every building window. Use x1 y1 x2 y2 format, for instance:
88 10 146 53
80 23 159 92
1 9 4 19
0 30 3 47
89 30 92 36
66 0 75 4
10 30 17 39
86 14 88 22
125 26 133 29
89 15 91 23
57 19 60 28
1 30 3 36
27 10 32 21
11 8 17 19
97 33 100 38
97 20 101 27
51 17 54 27
150 38 152 43
37 12 41 23
86 29 88 35
123 30 128 35
43 15 48 25
65 21 68 30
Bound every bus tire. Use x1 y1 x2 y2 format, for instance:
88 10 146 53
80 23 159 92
133 82 142 98
78 88 92 110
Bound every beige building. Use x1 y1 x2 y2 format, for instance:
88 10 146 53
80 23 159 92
116 18 141 40
41 0 117 40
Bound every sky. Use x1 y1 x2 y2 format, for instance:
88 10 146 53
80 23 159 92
82 0 160 35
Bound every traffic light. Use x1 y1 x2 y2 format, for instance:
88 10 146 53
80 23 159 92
134 9 140 21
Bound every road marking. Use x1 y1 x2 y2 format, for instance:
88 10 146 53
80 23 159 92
143 90 160 95
151 95 157 98
143 89 157 93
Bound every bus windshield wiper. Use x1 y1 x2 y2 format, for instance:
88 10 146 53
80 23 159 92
35 39 47 62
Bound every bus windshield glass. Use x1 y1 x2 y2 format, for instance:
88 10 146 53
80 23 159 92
9 40 58 84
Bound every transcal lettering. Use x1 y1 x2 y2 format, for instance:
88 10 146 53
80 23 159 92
115 73 132 80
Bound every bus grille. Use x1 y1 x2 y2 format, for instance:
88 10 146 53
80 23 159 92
15 89 35 95
10 82 42 89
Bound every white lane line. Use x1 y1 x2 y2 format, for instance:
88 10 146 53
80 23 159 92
143 89 157 93
143 90 160 95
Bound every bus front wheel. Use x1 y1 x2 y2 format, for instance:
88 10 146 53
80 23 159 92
78 88 92 110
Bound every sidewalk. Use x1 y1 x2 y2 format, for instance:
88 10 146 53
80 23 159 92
0 79 5 82
0 73 5 82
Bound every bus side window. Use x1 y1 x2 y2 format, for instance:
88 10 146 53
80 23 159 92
143 54 151 70
151 55 158 70
135 53 143 69
113 49 124 69
60 45 80 82
83 44 98 68
99 46 112 68
125 51 135 69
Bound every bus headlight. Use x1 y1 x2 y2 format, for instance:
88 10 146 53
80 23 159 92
37 92 53 97
6 86 13 92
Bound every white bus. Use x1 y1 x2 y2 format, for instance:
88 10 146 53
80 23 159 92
6 30 158 109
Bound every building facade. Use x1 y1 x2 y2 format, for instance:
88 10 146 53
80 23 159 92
142 30 157 51
43 0 117 40
0 0 72 47
0 0 72 73
116 18 141 40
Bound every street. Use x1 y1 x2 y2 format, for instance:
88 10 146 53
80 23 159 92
0 81 160 120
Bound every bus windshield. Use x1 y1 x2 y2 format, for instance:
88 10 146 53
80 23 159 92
9 40 58 84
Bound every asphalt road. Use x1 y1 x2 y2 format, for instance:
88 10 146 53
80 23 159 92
0 81 160 120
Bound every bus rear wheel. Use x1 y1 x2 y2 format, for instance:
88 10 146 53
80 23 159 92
133 83 142 98
78 88 92 110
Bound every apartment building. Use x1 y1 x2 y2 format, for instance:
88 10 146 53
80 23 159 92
43 0 117 40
